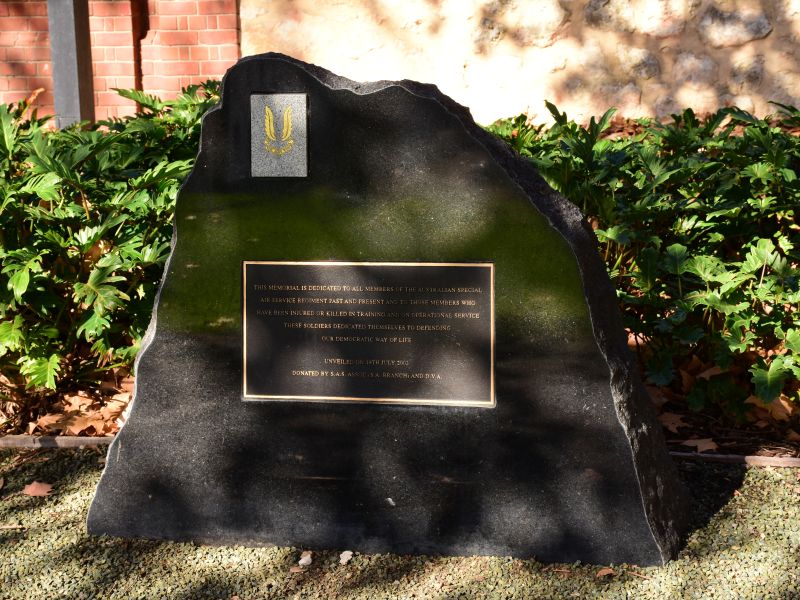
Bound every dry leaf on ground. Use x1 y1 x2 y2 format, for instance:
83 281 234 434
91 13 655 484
697 366 724 380
786 429 800 442
62 393 95 412
339 550 354 565
31 413 64 434
745 395 795 422
0 476 4 491
596 567 615 578
298 550 312 566
645 386 668 409
681 438 719 453
289 566 304 573
22 481 52 497
658 412 689 434
679 369 694 393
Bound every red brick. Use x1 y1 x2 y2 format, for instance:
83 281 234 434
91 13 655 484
217 14 238 29
3 16 35 30
0 31 17 45
8 2 47 17
92 31 131 46
188 15 207 29
2 91 30 103
6 45 48 61
158 1 197 15
150 15 177 29
205 15 216 28
37 62 52 76
93 78 107 91
189 46 209 60
177 15 188 29
0 79 8 91
141 62 153 75
0 5 8 17
94 61 132 76
140 44 156 60
113 76 136 88
143 74 182 90
199 60 233 76
157 30 197 45
197 0 234 15
112 16 131 31
26 17 49 31
8 76 50 91
198 29 236 45
217 45 239 61
96 91 136 106
3 62 38 76
147 45 184 60
115 46 134 61
155 61 199 76
91 1 132 17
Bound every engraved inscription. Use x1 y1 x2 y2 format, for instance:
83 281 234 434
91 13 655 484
243 262 494 407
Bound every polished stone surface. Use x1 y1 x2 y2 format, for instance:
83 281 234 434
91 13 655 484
88 54 691 565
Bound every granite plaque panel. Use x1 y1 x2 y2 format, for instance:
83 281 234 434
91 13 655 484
250 93 307 177
88 53 691 565
243 261 494 406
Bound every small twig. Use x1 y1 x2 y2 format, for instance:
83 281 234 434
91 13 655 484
0 524 25 530
625 570 651 580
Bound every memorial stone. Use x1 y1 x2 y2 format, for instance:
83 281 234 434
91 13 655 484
88 53 691 565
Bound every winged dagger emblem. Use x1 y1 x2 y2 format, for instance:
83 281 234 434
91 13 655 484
264 104 294 156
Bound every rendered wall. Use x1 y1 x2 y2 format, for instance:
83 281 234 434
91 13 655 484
240 0 800 124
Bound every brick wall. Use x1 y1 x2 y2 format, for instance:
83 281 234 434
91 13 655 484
89 0 138 120
141 0 239 100
0 1 53 116
0 0 239 122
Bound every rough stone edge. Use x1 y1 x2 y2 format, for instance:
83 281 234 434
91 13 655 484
89 52 691 561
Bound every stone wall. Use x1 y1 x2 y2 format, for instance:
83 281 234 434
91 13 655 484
241 0 800 124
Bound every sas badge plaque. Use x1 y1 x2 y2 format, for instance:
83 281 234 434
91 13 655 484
250 94 307 177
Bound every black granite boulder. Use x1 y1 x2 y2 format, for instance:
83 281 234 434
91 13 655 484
88 53 690 565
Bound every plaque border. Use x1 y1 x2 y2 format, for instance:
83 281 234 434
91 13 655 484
242 261 495 408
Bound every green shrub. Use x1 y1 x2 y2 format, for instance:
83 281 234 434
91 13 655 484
0 83 218 427
3 83 798 429
489 102 800 419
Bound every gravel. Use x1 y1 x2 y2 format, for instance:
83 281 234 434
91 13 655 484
1 449 799 599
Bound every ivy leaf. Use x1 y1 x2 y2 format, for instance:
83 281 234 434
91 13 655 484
662 243 689 275
749 358 791 404
633 247 660 292
687 255 726 282
741 238 778 273
785 329 800 354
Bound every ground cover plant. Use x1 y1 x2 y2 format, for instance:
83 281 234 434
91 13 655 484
1 85 798 442
490 102 800 433
0 84 219 433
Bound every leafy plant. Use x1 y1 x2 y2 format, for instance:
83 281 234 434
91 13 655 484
0 82 219 431
490 103 800 421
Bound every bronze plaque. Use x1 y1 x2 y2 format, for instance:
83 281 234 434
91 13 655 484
243 261 494 407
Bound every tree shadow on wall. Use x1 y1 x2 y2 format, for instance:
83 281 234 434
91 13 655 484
261 0 800 123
